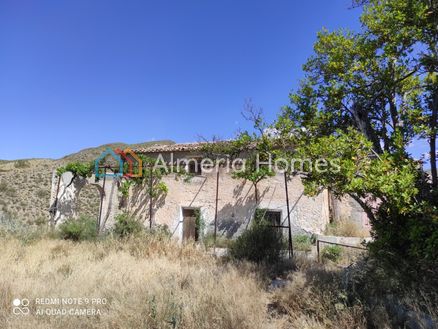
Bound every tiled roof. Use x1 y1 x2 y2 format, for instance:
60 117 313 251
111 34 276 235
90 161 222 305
133 142 208 153
133 140 261 154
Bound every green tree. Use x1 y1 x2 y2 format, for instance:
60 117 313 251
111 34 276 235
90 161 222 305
358 0 438 187
272 0 437 282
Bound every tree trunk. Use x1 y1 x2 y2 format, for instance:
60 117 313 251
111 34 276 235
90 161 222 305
430 87 437 188
352 102 383 154
349 193 377 224
149 169 153 229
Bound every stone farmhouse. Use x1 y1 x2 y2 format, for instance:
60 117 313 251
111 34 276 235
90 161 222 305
50 142 370 242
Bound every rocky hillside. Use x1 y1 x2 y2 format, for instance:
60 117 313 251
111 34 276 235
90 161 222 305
0 141 173 225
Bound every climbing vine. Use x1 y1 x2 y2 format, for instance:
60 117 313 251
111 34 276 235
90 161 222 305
56 162 94 178
194 208 205 240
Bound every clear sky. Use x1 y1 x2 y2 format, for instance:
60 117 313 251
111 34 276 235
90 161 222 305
0 0 428 161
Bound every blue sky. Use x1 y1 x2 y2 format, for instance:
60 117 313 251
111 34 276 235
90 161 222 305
0 0 428 161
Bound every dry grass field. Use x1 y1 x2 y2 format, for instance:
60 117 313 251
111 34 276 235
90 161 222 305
0 234 277 329
0 232 436 329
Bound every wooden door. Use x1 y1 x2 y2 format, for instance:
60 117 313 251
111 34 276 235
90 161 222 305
182 208 197 241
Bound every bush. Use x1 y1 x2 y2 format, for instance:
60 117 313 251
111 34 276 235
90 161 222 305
321 245 342 263
113 213 143 238
293 234 313 252
229 220 284 264
59 216 97 241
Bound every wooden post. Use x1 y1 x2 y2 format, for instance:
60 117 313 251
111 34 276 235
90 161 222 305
284 172 293 258
317 239 320 262
149 165 153 229
97 167 106 234
214 169 220 253
50 174 62 227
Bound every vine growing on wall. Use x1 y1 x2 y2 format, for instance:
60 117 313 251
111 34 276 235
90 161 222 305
55 161 94 190
120 155 171 228
194 208 205 241
56 162 94 179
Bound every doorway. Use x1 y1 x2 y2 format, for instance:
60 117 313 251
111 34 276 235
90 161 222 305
182 207 200 241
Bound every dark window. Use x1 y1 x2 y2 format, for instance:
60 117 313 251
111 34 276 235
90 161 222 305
255 209 282 228
187 159 202 175
264 210 281 227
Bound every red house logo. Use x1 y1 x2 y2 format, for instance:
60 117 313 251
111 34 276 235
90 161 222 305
115 148 143 178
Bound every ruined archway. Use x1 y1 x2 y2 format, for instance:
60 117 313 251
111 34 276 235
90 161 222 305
49 171 121 232
76 184 101 222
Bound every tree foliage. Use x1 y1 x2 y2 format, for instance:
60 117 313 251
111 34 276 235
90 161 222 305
270 0 438 281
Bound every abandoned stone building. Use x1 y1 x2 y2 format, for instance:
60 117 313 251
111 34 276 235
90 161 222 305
49 142 370 241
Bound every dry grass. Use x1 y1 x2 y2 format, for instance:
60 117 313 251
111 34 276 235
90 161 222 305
270 257 367 329
325 218 370 238
0 234 436 329
0 234 278 329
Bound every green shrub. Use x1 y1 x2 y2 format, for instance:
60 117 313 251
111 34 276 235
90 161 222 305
321 245 342 263
113 213 143 238
293 234 312 252
59 216 97 241
229 220 284 264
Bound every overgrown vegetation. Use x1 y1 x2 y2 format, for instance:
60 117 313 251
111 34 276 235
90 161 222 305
321 245 343 263
0 230 436 329
292 234 313 252
58 216 98 241
113 213 143 238
224 0 438 294
201 0 438 315
229 219 285 264
56 161 94 178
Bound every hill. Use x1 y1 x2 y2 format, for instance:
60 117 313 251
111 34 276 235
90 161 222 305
0 140 174 224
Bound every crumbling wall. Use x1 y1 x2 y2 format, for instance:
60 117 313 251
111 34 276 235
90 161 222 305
49 171 121 231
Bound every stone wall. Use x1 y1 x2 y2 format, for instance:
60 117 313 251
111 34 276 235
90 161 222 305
49 148 370 240
125 167 332 241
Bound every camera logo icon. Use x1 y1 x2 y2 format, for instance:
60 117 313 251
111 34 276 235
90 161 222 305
12 298 30 315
